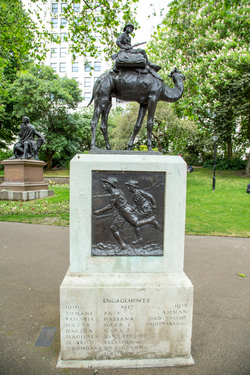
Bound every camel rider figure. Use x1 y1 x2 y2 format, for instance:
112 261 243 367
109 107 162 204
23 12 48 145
113 23 163 81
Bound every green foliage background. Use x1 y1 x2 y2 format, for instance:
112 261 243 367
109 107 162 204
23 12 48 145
147 0 250 170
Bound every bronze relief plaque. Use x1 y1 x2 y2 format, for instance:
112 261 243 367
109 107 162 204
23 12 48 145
92 171 165 256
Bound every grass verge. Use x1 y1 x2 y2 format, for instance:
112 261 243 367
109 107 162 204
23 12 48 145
0 185 69 226
0 169 249 237
186 169 250 237
43 169 69 177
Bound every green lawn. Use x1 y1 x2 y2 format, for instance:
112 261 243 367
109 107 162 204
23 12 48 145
0 169 70 177
43 169 69 177
0 169 249 237
186 168 250 237
0 186 69 226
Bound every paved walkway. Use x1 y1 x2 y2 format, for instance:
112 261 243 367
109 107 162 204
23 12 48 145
1 222 250 375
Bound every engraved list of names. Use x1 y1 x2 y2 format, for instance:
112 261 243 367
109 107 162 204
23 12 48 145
61 296 190 360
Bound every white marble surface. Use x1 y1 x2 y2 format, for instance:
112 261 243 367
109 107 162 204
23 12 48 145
58 154 194 368
69 154 187 274
0 189 53 201
57 355 195 369
58 270 194 367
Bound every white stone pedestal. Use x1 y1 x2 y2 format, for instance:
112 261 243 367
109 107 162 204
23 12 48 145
57 153 194 369
0 189 54 201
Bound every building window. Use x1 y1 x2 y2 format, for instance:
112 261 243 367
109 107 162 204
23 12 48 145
94 16 101 27
94 77 99 83
72 77 79 82
61 3 67 12
60 63 66 72
60 47 67 57
52 3 58 13
52 18 58 28
73 18 79 26
84 77 91 87
95 1 101 12
51 33 58 42
96 47 101 56
84 92 91 102
51 48 57 58
94 61 101 72
50 63 57 72
73 3 80 12
85 62 91 72
60 33 67 42
61 18 67 27
95 32 101 42
72 62 79 72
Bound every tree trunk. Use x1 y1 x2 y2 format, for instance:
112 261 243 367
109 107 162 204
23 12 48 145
45 151 54 170
245 149 250 175
157 138 162 153
152 133 162 152
227 137 232 160
246 112 250 174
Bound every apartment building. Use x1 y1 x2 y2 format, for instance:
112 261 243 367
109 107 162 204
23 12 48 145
25 0 124 109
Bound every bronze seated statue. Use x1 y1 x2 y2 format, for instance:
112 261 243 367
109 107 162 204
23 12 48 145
13 116 45 160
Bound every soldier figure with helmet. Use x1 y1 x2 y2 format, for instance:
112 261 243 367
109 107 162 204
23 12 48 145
113 23 162 78
94 177 159 251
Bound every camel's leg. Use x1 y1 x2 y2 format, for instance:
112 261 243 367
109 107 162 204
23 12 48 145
100 101 112 150
128 104 148 150
90 102 102 149
147 99 157 151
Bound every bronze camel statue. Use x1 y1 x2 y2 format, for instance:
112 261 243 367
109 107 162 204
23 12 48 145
88 67 185 151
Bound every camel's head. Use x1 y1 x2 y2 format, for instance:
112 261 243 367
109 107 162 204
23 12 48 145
168 67 185 84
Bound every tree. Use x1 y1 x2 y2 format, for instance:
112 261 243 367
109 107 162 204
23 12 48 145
109 103 141 150
110 102 197 154
147 0 250 160
0 0 140 149
76 106 107 152
149 103 197 154
10 64 83 168
0 0 48 149
229 66 250 173
0 0 43 65
29 0 140 60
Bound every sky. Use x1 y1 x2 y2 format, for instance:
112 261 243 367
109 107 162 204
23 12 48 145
133 0 171 44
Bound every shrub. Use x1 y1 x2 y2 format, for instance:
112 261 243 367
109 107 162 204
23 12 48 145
184 155 203 166
203 158 246 170
0 149 13 170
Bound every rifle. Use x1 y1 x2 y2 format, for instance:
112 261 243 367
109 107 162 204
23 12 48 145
111 41 146 60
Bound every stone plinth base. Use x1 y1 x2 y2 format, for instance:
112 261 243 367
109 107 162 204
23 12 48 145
0 189 54 201
57 271 194 368
0 159 48 191
57 354 195 369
